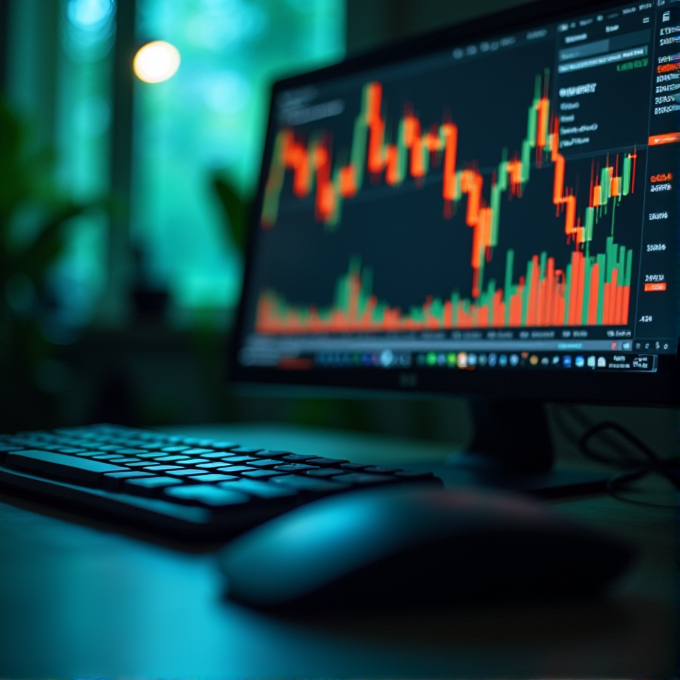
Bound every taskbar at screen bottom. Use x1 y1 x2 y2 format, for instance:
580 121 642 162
240 349 660 373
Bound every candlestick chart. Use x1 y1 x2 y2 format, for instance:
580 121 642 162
255 70 640 333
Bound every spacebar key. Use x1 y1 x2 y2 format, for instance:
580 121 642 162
5 450 128 485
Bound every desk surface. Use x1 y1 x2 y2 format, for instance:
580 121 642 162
0 424 676 678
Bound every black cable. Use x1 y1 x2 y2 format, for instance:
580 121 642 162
605 466 677 509
580 420 679 484
577 420 680 508
553 404 640 466
552 405 678 507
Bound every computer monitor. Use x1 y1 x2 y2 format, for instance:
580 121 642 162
230 0 680 489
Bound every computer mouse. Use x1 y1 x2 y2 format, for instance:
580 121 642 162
218 485 635 612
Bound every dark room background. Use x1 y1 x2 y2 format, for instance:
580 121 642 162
0 0 675 463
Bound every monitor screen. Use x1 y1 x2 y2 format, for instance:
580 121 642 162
231 0 680 407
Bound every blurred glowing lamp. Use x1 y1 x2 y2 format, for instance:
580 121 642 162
133 41 181 83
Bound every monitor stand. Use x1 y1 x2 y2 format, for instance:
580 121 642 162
443 399 610 498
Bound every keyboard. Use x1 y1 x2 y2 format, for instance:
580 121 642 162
0 424 441 539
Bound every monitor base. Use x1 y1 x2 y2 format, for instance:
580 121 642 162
439 398 611 498
440 455 610 499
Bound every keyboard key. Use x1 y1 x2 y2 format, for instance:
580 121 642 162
339 462 369 471
219 479 298 498
251 449 292 458
227 446 263 455
179 448 214 455
278 453 315 462
305 468 347 478
102 471 154 490
242 470 288 479
126 476 183 496
270 476 349 492
275 463 316 472
90 454 128 461
143 465 183 472
0 445 26 454
337 473 393 485
215 465 256 475
160 446 189 453
153 455 190 463
58 440 88 448
196 462 228 469
179 439 213 447
198 451 233 460
6 437 41 446
305 457 350 467
164 484 251 506
165 469 211 478
6 450 127 485
249 459 285 468
363 466 403 474
113 448 146 455
207 441 240 450
55 447 90 454
216 466 256 474
175 458 211 466
223 455 257 464
186 473 238 483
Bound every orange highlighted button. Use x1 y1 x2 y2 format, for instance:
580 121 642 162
649 132 680 146
644 282 667 292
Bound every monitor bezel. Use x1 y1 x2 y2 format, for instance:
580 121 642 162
229 0 680 407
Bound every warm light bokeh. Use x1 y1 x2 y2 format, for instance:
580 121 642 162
133 41 181 83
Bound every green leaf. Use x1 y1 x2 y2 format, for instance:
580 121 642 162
212 175 251 254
